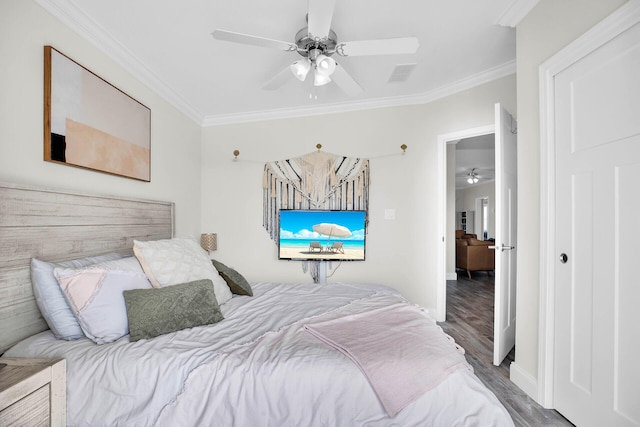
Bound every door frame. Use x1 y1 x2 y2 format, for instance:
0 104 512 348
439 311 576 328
537 0 640 408
436 124 494 322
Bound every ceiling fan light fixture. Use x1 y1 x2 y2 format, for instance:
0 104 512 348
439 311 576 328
315 54 336 76
313 69 331 86
290 59 311 81
466 168 480 184
212 3 418 96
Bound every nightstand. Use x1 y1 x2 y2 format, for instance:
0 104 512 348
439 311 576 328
0 358 66 427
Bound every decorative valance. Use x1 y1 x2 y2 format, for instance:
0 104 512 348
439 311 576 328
263 151 370 242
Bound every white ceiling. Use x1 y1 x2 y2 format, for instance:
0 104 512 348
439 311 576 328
455 134 495 190
35 0 529 126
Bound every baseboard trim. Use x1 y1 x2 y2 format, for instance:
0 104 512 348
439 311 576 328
446 272 458 280
510 362 540 403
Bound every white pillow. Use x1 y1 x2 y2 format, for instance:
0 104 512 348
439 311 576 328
31 252 124 340
54 257 152 345
133 238 232 304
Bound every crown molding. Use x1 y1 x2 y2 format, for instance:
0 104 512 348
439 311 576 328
34 0 204 124
495 0 540 27
201 60 516 126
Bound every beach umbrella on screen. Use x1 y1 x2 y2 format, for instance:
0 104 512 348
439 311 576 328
312 223 352 240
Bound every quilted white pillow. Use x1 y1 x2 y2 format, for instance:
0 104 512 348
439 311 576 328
133 238 232 304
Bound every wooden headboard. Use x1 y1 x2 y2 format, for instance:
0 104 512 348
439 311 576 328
0 183 174 353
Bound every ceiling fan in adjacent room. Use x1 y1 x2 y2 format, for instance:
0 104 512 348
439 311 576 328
211 0 419 96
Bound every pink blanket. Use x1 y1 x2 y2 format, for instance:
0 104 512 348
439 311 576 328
303 303 471 416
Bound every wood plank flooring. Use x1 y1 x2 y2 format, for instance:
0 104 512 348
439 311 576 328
439 273 574 427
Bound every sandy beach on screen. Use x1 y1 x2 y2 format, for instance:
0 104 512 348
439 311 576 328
279 246 364 260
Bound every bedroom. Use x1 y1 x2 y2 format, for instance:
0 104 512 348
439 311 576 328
1 0 637 426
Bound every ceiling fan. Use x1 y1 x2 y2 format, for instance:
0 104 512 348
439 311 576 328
211 0 419 96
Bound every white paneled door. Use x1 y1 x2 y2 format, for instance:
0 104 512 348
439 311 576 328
492 103 517 366
553 9 640 426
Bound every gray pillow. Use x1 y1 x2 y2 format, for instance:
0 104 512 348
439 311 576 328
123 279 224 341
211 259 253 296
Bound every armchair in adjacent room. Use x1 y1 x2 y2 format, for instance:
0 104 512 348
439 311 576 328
455 231 495 278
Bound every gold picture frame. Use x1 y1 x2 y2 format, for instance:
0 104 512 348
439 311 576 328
44 46 151 182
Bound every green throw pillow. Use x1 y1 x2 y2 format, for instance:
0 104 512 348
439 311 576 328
211 259 253 296
123 279 224 341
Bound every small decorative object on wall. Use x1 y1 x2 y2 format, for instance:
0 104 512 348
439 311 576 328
262 150 370 243
44 46 151 182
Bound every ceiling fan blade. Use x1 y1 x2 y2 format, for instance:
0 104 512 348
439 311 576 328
262 66 294 90
336 37 419 56
307 0 336 40
331 63 363 97
212 30 297 52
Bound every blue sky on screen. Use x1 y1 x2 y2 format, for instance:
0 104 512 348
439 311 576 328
280 210 366 241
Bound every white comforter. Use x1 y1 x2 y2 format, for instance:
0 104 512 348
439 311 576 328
4 282 514 427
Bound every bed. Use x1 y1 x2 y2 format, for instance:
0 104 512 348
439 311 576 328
0 183 514 426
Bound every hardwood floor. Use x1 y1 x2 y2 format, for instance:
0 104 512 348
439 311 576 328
439 273 574 427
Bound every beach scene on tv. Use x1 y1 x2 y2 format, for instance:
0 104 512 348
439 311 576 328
279 210 366 261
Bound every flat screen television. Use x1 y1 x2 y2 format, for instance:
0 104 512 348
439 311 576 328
279 210 366 261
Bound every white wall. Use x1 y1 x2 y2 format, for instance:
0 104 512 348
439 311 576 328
201 75 516 312
514 0 627 393
0 0 203 238
456 181 496 239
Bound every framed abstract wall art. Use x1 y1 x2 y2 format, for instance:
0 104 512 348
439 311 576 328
44 46 151 181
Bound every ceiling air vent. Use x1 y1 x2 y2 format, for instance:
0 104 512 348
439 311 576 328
388 63 417 83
